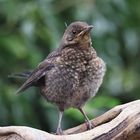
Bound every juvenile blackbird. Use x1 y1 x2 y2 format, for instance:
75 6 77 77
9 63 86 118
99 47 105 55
16 21 106 134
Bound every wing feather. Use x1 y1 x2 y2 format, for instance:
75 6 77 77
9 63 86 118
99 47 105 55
16 48 62 93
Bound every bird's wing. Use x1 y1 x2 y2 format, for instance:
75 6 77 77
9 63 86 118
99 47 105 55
16 48 62 93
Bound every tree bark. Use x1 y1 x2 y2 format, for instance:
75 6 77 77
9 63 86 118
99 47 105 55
0 100 140 140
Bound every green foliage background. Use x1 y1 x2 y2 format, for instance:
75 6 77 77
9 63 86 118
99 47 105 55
0 0 140 132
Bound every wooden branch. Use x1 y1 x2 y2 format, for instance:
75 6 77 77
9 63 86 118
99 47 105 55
0 100 140 140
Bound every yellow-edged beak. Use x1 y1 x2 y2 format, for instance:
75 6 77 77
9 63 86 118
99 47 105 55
77 25 93 38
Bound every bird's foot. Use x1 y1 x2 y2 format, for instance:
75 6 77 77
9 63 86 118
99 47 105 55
56 128 63 135
85 120 94 130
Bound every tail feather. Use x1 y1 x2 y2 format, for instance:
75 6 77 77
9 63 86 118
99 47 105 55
8 71 32 79
9 70 45 94
9 71 32 94
8 73 28 79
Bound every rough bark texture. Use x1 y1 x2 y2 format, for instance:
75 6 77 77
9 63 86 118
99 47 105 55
0 100 140 140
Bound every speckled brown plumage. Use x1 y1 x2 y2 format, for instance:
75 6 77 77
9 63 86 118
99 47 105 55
16 21 106 134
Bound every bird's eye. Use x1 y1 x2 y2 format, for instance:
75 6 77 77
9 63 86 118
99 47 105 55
72 30 76 34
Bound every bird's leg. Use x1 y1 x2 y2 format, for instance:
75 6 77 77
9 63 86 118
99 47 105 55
56 111 63 135
79 108 94 130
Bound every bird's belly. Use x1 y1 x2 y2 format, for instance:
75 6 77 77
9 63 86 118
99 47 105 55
40 66 80 110
68 57 106 108
41 57 106 110
87 57 106 97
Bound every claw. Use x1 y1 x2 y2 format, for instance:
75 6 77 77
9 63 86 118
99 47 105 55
85 120 94 130
56 127 63 135
79 108 94 130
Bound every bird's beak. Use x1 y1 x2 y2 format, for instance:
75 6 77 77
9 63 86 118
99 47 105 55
77 25 93 37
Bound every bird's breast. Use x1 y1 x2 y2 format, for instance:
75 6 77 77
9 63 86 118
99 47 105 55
85 57 106 97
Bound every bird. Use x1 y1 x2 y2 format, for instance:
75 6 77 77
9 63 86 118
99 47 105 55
16 21 106 134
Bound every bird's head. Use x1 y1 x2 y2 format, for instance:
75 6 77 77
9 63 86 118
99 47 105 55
60 21 93 48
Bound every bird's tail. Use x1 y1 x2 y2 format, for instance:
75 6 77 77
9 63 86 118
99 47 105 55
9 71 33 94
8 71 32 79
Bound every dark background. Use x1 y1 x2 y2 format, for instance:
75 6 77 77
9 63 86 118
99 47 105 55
0 0 140 133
